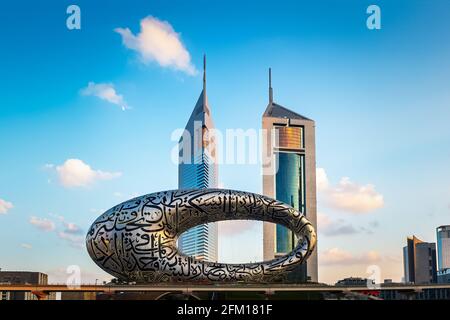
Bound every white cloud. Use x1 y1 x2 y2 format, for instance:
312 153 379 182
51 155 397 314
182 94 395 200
29 214 84 249
320 247 381 266
58 217 84 246
53 214 83 234
319 250 403 284
0 198 13 214
29 216 56 232
115 16 197 75
49 213 65 221
57 231 84 249
316 168 329 191
219 220 259 236
81 82 129 111
317 212 332 229
55 159 121 188
317 213 358 236
318 213 380 237
62 221 83 235
317 168 384 214
21 243 32 249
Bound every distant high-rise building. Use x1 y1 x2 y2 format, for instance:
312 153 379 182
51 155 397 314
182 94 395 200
177 55 218 262
262 68 318 283
437 225 450 272
403 235 437 284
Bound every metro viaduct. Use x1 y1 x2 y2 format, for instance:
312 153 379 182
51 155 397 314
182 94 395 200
1 283 450 300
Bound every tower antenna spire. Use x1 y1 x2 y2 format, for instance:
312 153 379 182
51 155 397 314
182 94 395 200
203 54 206 91
203 54 207 105
269 67 273 104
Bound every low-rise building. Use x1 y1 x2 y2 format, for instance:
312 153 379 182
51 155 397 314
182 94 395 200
0 271 55 300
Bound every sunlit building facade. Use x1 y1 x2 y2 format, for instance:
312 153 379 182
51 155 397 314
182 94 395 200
403 235 437 284
262 69 318 283
178 56 218 262
437 225 450 272
0 271 54 300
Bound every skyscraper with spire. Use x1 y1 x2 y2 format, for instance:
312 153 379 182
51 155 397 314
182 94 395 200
177 55 218 262
262 68 318 283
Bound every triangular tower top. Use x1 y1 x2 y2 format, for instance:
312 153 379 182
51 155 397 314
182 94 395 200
263 68 312 121
190 54 210 117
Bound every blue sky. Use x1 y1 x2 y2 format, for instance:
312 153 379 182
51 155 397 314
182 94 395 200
0 0 449 284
